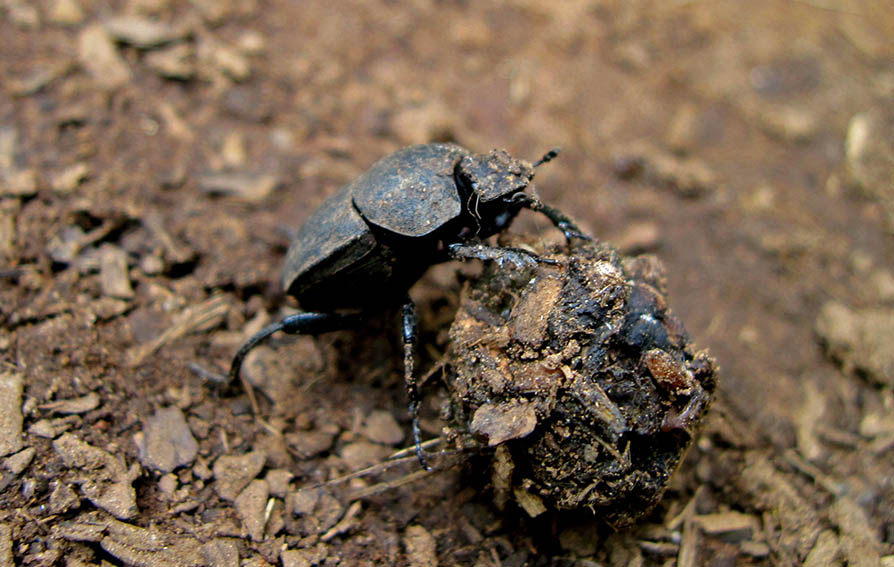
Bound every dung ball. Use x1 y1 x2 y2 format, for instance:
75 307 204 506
445 240 717 527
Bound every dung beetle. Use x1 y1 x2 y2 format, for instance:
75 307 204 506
227 143 588 468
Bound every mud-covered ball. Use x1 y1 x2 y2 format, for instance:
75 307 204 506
445 240 717 527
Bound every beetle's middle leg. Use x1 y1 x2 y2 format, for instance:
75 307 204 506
401 298 432 471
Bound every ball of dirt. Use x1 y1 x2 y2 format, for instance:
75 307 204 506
446 240 717 527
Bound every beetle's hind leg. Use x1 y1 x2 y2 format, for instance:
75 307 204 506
227 311 361 415
401 299 433 471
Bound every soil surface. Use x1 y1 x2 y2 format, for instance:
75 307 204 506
1 1 892 566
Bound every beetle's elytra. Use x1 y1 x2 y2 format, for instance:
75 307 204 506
228 143 589 468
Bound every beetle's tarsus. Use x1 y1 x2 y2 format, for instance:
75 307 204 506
401 300 432 471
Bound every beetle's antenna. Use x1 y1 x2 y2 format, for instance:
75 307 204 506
533 147 561 168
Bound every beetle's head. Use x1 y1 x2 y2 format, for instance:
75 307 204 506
456 149 535 205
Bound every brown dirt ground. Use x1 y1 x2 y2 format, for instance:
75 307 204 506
1 1 892 566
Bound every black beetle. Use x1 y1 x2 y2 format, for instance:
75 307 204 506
227 143 587 468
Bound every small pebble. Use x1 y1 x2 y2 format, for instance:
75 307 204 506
403 525 438 567
361 410 404 446
198 172 278 202
846 106 894 230
694 512 758 542
0 207 13 260
390 102 455 146
740 541 770 558
285 428 336 459
204 40 251 81
189 0 232 23
89 297 130 321
221 84 270 122
53 433 139 519
103 15 186 48
78 24 131 89
49 0 85 25
234 479 269 541
201 539 240 567
666 103 701 155
100 244 135 299
139 254 165 275
264 469 293 498
339 441 392 471
311 492 344 534
49 481 80 514
47 226 86 265
9 64 69 96
6 0 40 28
237 31 266 55
613 142 719 198
3 447 35 475
280 549 312 567
221 132 247 167
158 473 178 497
290 489 319 517
146 44 196 80
816 302 894 386
803 530 839 567
192 458 213 480
42 392 100 415
758 104 817 143
0 372 24 457
29 417 77 439
614 221 660 253
137 406 198 473
213 450 266 501
0 127 37 195
130 0 172 15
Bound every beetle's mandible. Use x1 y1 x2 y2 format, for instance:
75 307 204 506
227 143 588 468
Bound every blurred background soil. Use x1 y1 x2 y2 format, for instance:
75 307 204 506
0 1 892 566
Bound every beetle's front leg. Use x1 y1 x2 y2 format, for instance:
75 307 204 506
513 194 591 241
401 299 432 471
448 242 558 269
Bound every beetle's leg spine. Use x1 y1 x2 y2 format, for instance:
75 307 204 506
402 299 432 471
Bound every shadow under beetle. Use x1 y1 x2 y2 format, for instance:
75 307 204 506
227 143 588 469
